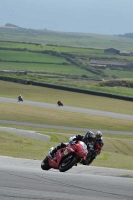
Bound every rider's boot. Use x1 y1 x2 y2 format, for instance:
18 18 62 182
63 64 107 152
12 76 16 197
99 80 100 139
50 148 57 158
48 147 57 158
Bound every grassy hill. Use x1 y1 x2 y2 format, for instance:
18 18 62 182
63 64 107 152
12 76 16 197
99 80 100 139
1 25 133 51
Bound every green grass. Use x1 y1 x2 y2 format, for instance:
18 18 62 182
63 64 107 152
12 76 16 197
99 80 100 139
0 130 56 159
103 69 133 79
1 102 133 131
1 41 133 62
0 41 41 50
1 28 133 51
1 73 133 98
0 41 104 53
0 50 66 63
0 129 133 170
3 80 133 113
1 80 133 115
93 152 133 170
1 41 133 98
0 61 94 76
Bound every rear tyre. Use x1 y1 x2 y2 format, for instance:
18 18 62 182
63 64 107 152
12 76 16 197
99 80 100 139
80 157 94 165
59 155 77 172
41 158 51 170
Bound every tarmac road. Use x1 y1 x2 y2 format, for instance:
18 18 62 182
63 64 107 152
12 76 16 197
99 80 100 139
0 157 133 200
0 156 133 200
0 126 50 141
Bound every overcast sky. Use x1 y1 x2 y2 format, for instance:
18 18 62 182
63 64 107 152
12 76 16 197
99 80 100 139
0 0 133 35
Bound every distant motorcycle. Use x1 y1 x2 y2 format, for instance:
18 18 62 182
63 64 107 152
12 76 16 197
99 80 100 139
41 141 88 172
18 96 23 102
57 100 63 106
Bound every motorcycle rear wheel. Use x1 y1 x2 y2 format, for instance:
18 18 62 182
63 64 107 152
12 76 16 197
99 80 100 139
59 155 77 172
81 156 94 165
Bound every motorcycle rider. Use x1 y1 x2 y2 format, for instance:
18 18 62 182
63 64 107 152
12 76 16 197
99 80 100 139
18 94 23 101
81 130 104 165
57 100 63 106
94 131 104 156
48 131 95 158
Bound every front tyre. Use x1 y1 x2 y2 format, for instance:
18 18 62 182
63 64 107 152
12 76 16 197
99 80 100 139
41 158 51 170
59 155 77 172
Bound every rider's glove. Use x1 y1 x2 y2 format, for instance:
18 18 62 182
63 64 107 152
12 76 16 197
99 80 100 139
69 140 77 145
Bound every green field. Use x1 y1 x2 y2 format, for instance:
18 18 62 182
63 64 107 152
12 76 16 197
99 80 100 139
0 62 94 76
0 49 66 63
1 81 133 114
1 102 133 131
103 68 133 78
0 41 133 96
1 41 133 61
1 41 133 99
1 27 133 51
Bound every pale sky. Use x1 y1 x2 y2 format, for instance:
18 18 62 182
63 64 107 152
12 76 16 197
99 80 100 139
0 0 133 35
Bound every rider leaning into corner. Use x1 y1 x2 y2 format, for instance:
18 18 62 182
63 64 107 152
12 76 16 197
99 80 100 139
46 130 104 165
18 94 23 100
81 131 104 165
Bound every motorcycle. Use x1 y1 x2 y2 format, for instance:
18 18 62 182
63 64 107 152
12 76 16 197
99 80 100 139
57 101 63 106
41 141 88 172
18 96 23 102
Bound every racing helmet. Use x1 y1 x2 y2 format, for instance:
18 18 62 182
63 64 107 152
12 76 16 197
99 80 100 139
96 131 102 140
83 131 95 144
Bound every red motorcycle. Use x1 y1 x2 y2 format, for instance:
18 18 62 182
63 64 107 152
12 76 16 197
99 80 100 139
41 141 88 172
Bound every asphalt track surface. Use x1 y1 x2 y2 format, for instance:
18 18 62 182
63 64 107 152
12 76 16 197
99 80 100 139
0 97 133 199
0 126 51 141
0 156 133 200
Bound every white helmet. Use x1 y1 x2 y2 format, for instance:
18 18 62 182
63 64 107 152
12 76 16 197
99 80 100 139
96 131 102 140
69 136 76 144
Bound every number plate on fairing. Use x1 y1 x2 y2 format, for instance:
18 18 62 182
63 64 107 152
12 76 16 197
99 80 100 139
64 150 68 155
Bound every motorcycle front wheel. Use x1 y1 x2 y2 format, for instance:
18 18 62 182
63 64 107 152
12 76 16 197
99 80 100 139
41 158 51 170
59 155 77 172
